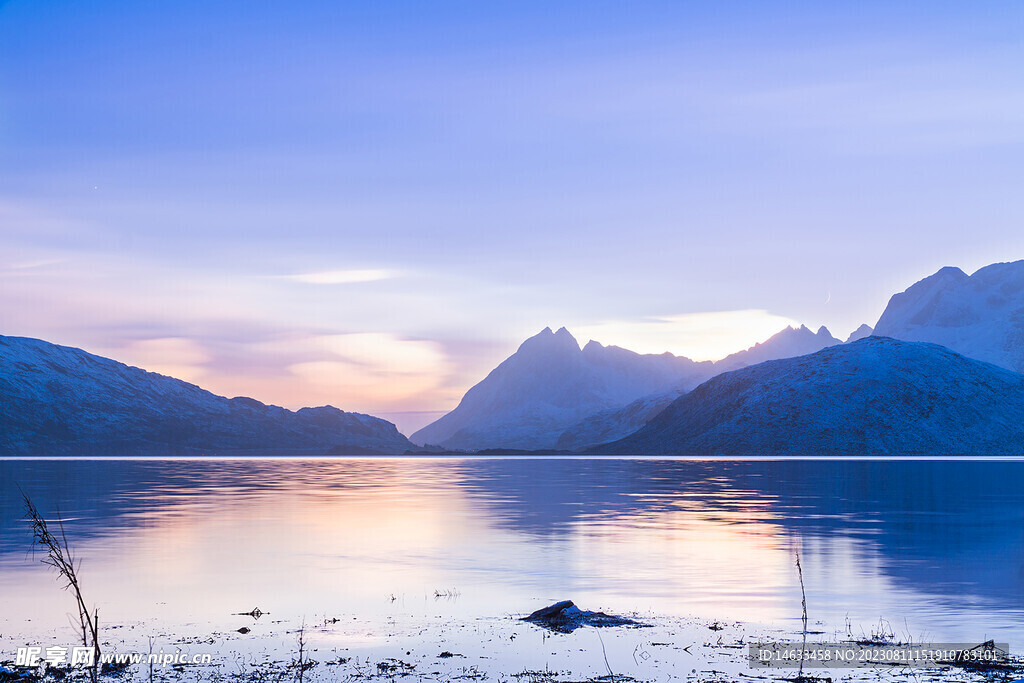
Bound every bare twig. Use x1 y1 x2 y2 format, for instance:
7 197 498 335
295 621 306 683
595 629 615 682
796 549 808 682
22 491 101 683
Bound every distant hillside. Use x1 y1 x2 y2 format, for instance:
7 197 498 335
554 389 684 451
0 335 414 456
411 327 713 450
597 337 1024 456
874 260 1024 372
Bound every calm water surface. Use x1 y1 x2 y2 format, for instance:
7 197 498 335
1 457 1023 647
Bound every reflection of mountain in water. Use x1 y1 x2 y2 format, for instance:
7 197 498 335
2 459 1023 616
0 459 435 552
451 458 1024 607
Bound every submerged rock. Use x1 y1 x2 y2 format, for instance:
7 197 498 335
521 600 641 633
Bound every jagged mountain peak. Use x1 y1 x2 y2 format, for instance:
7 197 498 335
846 324 873 343
714 323 839 372
518 326 581 354
874 259 1024 373
411 327 711 450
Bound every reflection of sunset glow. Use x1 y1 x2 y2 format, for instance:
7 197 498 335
0 460 830 632
567 506 794 621
76 462 485 626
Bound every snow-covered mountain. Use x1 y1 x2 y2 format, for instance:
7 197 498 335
410 327 713 450
416 323 846 452
0 335 414 456
598 337 1024 456
554 324 841 451
873 260 1024 373
845 324 873 343
715 324 840 372
554 389 684 451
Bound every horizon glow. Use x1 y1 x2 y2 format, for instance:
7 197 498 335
573 310 803 361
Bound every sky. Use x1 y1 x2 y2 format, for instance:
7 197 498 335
2 1 1024 434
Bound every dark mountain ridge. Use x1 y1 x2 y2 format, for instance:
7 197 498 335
0 335 414 456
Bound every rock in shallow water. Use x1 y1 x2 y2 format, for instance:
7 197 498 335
521 600 641 633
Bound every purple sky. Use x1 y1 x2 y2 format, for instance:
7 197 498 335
2 1 1024 433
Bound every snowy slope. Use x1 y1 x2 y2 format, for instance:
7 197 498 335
598 337 1024 456
874 260 1024 372
410 327 713 450
0 335 414 455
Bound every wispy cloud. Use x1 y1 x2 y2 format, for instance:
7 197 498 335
281 269 399 285
3 258 68 271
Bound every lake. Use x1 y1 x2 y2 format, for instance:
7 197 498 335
1 457 1023 678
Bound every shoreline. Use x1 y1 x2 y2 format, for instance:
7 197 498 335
3 611 1020 683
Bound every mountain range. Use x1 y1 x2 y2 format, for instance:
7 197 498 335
0 335 414 456
414 323 842 451
417 259 1024 454
596 337 1024 456
411 327 713 450
5 259 1024 457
